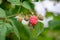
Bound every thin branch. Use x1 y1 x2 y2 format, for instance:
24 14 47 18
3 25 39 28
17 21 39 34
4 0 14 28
7 0 22 18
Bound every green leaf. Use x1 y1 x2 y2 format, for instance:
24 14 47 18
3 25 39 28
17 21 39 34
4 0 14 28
49 20 60 31
12 24 20 40
0 8 6 18
30 22 43 38
22 1 32 11
46 12 54 18
7 0 20 5
5 23 13 36
37 36 53 40
0 0 2 4
7 19 20 40
0 20 4 24
23 25 30 37
13 19 30 40
41 28 49 36
0 23 7 40
54 15 60 20
19 22 30 39
34 22 43 37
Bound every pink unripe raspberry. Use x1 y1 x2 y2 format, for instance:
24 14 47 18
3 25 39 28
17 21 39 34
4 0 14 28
29 16 38 26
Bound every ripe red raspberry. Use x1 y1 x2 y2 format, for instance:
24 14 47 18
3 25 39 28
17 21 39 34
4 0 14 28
29 16 38 26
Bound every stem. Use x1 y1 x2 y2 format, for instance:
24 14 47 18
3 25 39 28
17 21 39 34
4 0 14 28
7 13 19 18
7 0 22 18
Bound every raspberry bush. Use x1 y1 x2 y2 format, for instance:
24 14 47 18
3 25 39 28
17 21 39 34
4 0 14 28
0 0 60 40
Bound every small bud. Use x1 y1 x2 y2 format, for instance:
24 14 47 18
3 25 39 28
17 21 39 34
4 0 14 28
37 15 44 20
15 15 23 22
24 15 29 21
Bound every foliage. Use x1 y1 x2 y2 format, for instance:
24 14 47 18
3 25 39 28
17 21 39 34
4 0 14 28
0 0 60 40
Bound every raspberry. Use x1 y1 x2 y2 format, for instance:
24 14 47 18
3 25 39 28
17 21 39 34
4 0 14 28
29 16 38 26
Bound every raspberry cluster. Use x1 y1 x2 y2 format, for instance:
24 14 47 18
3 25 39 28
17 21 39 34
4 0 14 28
29 16 38 26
